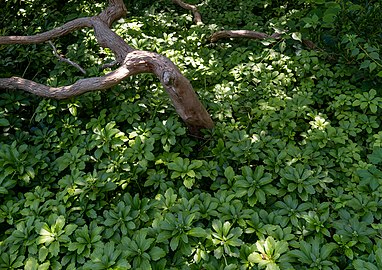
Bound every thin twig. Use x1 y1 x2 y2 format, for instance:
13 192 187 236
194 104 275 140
48 40 86 74
22 58 32 77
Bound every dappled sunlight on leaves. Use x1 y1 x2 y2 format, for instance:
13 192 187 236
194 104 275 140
1 0 382 269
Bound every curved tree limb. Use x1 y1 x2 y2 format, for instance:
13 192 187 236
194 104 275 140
0 18 93 45
0 0 213 134
172 0 203 24
0 50 214 131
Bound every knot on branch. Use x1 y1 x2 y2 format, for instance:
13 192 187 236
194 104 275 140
163 71 176 86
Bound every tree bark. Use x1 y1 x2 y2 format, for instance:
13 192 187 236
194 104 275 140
0 0 214 134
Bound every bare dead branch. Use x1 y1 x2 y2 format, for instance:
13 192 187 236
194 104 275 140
0 52 148 99
210 30 281 43
172 0 203 24
0 50 214 130
48 41 86 74
0 18 92 45
0 0 214 134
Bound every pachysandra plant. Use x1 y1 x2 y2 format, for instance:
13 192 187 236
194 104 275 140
1 0 382 269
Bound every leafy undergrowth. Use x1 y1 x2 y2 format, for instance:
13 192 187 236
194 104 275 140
1 0 382 269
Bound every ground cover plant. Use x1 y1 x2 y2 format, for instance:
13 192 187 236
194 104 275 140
1 0 382 269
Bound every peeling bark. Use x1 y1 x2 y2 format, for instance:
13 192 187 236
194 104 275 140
0 0 214 134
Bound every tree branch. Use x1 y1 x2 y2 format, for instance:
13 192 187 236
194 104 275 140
172 0 203 24
97 0 127 27
0 0 214 134
0 18 92 45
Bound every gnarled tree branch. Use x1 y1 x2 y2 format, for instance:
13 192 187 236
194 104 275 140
0 0 214 134
0 18 93 45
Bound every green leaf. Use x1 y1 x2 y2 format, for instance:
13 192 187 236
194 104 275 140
222 221 232 236
279 40 286 53
369 52 380 60
369 62 377 72
353 259 378 270
94 148 103 160
248 252 262 263
38 262 50 270
0 118 9 126
214 246 223 259
224 166 235 181
55 215 66 231
375 248 382 267
345 248 353 259
370 103 378 113
49 241 60 256
38 226 54 245
170 235 180 251
357 53 366 60
360 60 371 69
368 148 382 164
139 258 151 270
157 231 172 243
39 246 49 262
69 106 77 116
292 32 302 42
351 48 360 56
183 178 195 189
188 227 207 238
321 243 337 259
187 170 195 177
24 257 39 270
149 246 166 261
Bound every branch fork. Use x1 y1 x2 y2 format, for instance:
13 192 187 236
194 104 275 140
0 0 214 134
